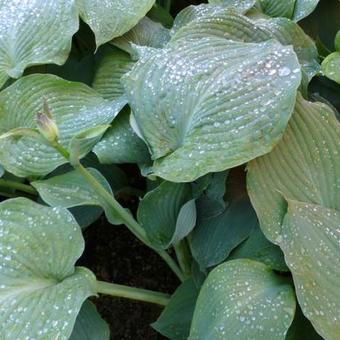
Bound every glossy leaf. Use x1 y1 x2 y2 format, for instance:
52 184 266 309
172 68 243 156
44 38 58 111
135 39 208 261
247 94 340 243
292 0 320 21
124 36 301 182
32 168 123 225
280 201 340 339
208 0 255 10
93 107 150 165
0 74 126 177
0 198 96 339
70 301 110 340
77 0 155 47
190 259 296 339
152 279 199 340
92 48 134 101
112 17 170 58
258 0 295 18
0 0 79 88
321 52 340 84
137 181 195 249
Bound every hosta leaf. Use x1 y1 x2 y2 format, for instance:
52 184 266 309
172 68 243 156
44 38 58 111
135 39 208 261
189 259 296 339
191 191 257 269
112 17 170 58
70 301 110 340
229 224 288 271
137 181 195 249
258 0 296 18
0 0 79 88
321 52 340 84
0 198 96 339
292 0 320 21
76 0 155 47
152 279 199 340
32 168 123 225
172 10 319 89
92 48 134 101
335 31 340 52
281 201 340 339
124 36 301 182
247 94 340 243
94 108 150 165
0 74 126 177
172 3 254 33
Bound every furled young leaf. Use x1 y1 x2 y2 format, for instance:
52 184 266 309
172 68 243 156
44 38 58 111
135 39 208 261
292 0 320 21
321 52 340 84
0 198 97 339
152 279 199 340
70 301 110 340
191 192 257 270
124 36 301 182
229 224 288 271
137 181 196 249
280 201 340 339
92 48 134 101
112 17 170 58
190 259 296 339
93 108 150 165
32 168 123 225
172 10 318 89
258 0 296 18
0 74 126 177
247 94 340 243
0 0 79 88
76 0 155 47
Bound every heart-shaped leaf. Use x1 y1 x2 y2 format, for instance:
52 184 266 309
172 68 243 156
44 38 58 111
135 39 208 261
0 0 79 87
76 0 155 47
280 201 340 339
32 168 123 225
0 74 126 177
0 198 96 339
189 259 296 339
247 94 340 243
124 36 301 182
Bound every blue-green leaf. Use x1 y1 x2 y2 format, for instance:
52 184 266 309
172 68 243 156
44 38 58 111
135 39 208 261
0 198 96 339
190 259 296 339
321 52 340 84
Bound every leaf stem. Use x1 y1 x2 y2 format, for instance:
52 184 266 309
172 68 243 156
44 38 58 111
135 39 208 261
96 280 170 306
0 179 37 195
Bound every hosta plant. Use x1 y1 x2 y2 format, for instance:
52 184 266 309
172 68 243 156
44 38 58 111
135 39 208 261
0 0 339 339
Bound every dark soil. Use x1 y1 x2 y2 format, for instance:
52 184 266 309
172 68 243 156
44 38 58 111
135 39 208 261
78 216 180 339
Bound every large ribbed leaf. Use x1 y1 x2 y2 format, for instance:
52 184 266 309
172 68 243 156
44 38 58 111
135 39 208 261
258 0 296 18
92 48 134 101
93 108 150 165
32 168 123 225
0 0 79 88
292 0 320 21
112 17 170 58
321 52 340 84
247 94 340 243
0 198 96 339
172 10 319 88
76 0 155 47
281 201 340 339
0 74 126 177
189 259 296 339
124 36 301 182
